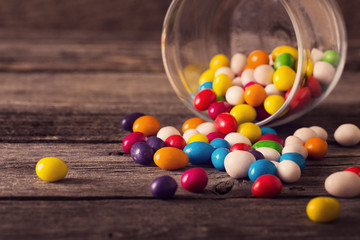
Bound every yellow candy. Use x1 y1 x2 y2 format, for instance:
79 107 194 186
230 104 257 124
264 95 285 115
199 69 215 85
273 65 296 91
36 157 68 182
306 58 314 79
306 197 341 223
212 73 233 97
237 122 262 143
154 147 189 170
187 133 209 144
271 45 298 61
210 54 230 70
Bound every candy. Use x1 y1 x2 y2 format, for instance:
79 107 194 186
273 65 296 91
247 50 269 69
230 143 252 152
306 58 314 78
244 84 267 107
310 48 324 63
150 175 178 200
306 197 341 223
157 126 181 141
304 137 328 159
313 61 335 84
215 66 235 79
153 147 189 170
251 174 282 198
321 50 340 67
248 159 277 182
309 126 328 140
280 152 306 171
252 140 283 154
181 168 208 192
215 113 238 135
324 171 360 198
263 95 285 115
122 132 146 154
306 76 322 98
224 151 256 178
282 144 308 159
210 54 229 70
271 45 298 61
146 136 165 152
287 87 312 113
230 104 257 124
255 147 281 162
208 101 233 120
132 115 161 136
265 84 283 96
199 69 215 85
273 53 295 70
284 135 304 146
36 157 68 182
230 53 247 74
193 89 217 111
183 142 214 164
211 148 230 171
260 127 277 136
224 132 252 146
182 129 200 143
248 150 265 160
210 138 230 149
199 81 213 91
187 133 209 144
240 69 255 86
344 166 360 176
237 122 262 143
213 74 233 97
293 127 317 143
277 160 301 183
253 64 274 86
130 142 154 165
334 123 360 146
232 76 242 87
225 86 244 106
258 134 284 146
206 132 225 142
165 135 187 150
196 122 218 136
182 117 206 133
121 112 144 132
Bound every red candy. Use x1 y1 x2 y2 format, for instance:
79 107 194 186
181 168 208 193
207 132 225 142
344 166 360 177
255 105 271 122
252 174 282 198
306 76 322 98
208 101 232 120
215 113 238 135
287 87 312 113
193 89 217 111
230 143 252 152
258 134 284 146
165 135 186 150
122 132 147 154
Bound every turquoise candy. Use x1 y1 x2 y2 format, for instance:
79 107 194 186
183 141 215 164
321 50 340 67
274 52 295 70
252 140 283 154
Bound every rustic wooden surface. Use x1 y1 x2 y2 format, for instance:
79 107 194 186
0 0 359 239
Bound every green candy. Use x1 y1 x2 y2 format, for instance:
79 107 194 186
321 50 340 67
273 53 295 70
252 140 283 154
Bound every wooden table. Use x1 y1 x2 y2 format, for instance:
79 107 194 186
0 30 359 240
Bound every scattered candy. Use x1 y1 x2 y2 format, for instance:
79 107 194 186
130 142 154 165
150 175 178 200
181 168 208 192
334 123 360 146
293 127 318 143
211 148 229 171
153 147 189 170
210 138 230 149
36 157 68 182
132 115 161 136
237 122 262 143
277 160 301 183
157 126 181 141
224 151 256 178
280 152 306 171
306 197 340 223
248 159 277 182
324 171 360 198
182 117 206 133
344 166 360 176
187 133 209 144
165 135 187 150
304 137 328 159
121 112 144 132
255 147 281 162
146 136 165 152
183 141 214 164
122 132 146 154
252 174 282 198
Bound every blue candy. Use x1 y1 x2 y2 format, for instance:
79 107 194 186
211 148 229 171
210 138 231 149
280 152 306 170
260 127 278 136
183 142 214 164
199 81 213 91
248 159 277 182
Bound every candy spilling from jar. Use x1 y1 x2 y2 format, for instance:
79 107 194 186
192 46 340 125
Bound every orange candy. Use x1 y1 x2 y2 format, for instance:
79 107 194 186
132 115 161 136
244 84 267 107
305 137 328 159
154 147 189 170
182 117 206 133
247 50 269 69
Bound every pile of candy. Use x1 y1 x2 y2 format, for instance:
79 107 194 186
192 46 340 125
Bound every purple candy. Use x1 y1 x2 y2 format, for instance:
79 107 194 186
150 175 178 199
121 112 145 132
130 142 154 165
146 136 165 152
248 150 265 161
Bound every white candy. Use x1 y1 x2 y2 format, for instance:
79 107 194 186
285 135 304 146
313 61 335 84
224 151 256 178
215 67 235 79
225 86 244 105
232 76 243 87
241 69 255 86
293 127 317 143
282 144 308 159
156 126 181 141
265 83 284 96
334 123 360 146
183 129 200 143
277 160 301 183
309 126 328 140
224 132 252 146
310 48 324 64
231 53 247 75
196 122 217 136
325 171 360 198
253 64 274 86
255 147 281 162
271 160 280 168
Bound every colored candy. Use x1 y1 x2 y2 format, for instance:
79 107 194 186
208 101 233 120
215 113 238 134
210 54 229 70
146 136 165 152
230 104 257 124
273 66 296 91
153 147 189 170
130 142 154 165
193 89 217 111
187 133 209 144
237 122 262 143
244 84 267 107
36 157 68 182
229 143 252 152
150 175 178 200
306 197 341 223
183 141 214 164
210 138 230 149
211 148 230 171
121 112 144 132
263 95 285 115
273 52 295 70
321 50 340 67
247 50 269 69
165 135 187 150
122 132 146 154
248 159 277 182
280 152 306 171
252 174 282 198
182 117 206 133
157 126 181 141
304 137 328 159
344 166 360 176
181 168 208 192
252 140 283 154
132 115 161 136
258 133 284 146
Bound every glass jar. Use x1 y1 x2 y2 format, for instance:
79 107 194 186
161 0 347 126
